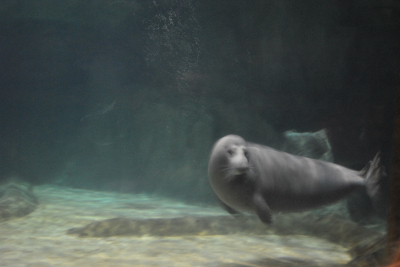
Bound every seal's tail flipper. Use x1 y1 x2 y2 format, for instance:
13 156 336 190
363 152 386 204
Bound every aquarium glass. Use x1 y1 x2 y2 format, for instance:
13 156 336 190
0 0 398 266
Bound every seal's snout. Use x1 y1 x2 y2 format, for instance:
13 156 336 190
235 166 249 174
228 146 249 175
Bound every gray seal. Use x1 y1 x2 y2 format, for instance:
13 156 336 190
208 135 384 224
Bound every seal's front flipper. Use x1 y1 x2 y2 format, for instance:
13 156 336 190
253 193 272 224
217 198 241 215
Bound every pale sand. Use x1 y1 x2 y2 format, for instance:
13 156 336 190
0 185 351 267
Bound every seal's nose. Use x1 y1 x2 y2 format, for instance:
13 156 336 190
236 166 249 174
228 146 249 174
235 156 250 174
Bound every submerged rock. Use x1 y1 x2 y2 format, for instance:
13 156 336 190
282 129 333 162
67 213 386 265
0 179 38 222
67 216 269 237
66 213 382 242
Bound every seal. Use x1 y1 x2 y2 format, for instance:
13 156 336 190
208 135 385 224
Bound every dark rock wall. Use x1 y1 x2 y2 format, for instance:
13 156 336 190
0 0 398 203
387 78 400 258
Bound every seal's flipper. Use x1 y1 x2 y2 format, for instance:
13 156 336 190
217 198 241 216
253 193 272 224
364 152 386 206
359 161 371 177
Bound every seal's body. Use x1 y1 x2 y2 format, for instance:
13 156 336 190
208 135 384 223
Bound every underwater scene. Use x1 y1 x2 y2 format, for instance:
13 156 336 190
0 0 399 266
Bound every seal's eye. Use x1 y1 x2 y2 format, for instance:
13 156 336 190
227 149 234 156
243 150 249 159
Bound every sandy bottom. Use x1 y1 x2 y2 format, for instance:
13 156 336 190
0 185 352 267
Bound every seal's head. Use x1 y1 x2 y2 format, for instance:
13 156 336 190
208 135 256 212
208 135 250 182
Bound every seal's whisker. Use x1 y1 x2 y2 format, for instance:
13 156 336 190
247 167 257 180
220 166 238 172
224 173 234 180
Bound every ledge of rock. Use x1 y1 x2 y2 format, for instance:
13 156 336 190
0 179 38 222
67 213 386 266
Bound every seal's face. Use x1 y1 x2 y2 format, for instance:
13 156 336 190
208 135 251 182
224 143 250 177
208 135 255 212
